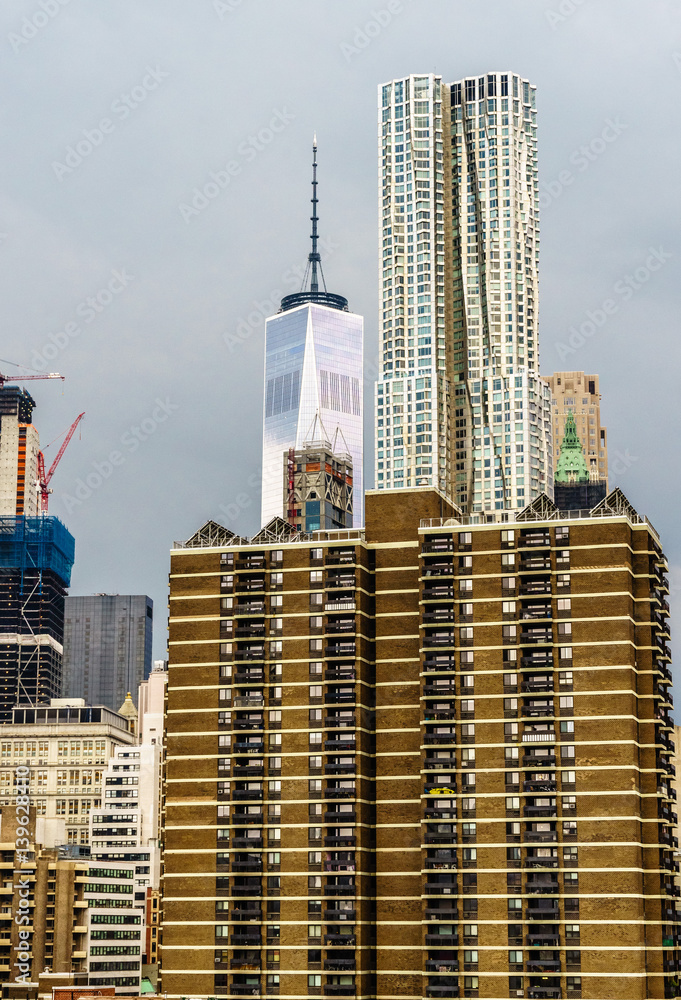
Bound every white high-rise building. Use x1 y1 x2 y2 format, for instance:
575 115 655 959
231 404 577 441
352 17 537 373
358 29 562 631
261 141 364 528
375 72 552 511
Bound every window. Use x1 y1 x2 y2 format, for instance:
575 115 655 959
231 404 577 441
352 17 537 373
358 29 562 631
309 616 322 629
308 975 321 987
310 549 323 562
558 622 572 636
459 532 472 545
309 733 322 746
460 579 473 592
501 553 515 566
271 595 283 609
502 601 516 614
308 925 321 939
557 598 571 612
310 571 323 584
309 661 322 677
501 529 514 544
309 756 322 771
560 696 574 710
56 799 66 816
509 950 523 963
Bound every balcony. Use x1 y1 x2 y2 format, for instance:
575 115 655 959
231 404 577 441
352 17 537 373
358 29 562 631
235 625 266 638
230 934 263 946
324 738 356 752
521 655 554 669
324 934 356 945
232 763 265 777
423 585 455 601
325 667 356 681
519 532 551 548
325 644 356 658
426 984 459 998
423 633 457 649
422 562 455 578
234 669 266 684
232 811 264 825
523 777 557 793
424 657 457 672
235 601 266 615
519 556 552 571
233 695 265 709
526 876 559 894
520 579 552 596
324 715 356 729
522 677 554 693
425 877 457 893
526 902 559 918
522 704 554 719
425 905 458 920
523 753 556 769
325 761 355 775
527 931 560 946
527 989 561 999
325 691 356 705
324 835 356 847
325 788 355 799
524 802 558 818
526 958 561 972
323 987 355 997
524 830 557 844
423 682 457 697
230 987 261 996
520 630 552 645
323 908 356 921
425 933 458 947
423 610 457 624
232 837 264 849
324 958 356 971
426 960 459 973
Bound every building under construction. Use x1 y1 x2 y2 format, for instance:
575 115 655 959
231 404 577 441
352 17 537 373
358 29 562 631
285 417 354 533
0 381 76 722
0 515 75 722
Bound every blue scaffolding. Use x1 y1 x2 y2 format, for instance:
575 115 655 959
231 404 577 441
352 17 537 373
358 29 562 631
0 516 75 587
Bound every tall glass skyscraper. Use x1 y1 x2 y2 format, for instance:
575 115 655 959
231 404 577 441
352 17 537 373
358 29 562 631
375 72 552 511
261 142 364 527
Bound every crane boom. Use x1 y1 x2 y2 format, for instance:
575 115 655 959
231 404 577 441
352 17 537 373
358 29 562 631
37 412 85 513
0 371 64 389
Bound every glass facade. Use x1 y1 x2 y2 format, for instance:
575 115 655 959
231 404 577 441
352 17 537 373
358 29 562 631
375 72 552 510
261 303 363 527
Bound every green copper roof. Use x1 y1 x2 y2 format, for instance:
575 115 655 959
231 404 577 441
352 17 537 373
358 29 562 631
555 411 590 484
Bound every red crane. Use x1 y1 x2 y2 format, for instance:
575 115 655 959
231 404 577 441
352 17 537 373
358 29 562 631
0 370 65 389
37 412 85 513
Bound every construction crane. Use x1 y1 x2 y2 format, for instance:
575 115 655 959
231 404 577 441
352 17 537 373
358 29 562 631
0 370 64 389
37 412 85 513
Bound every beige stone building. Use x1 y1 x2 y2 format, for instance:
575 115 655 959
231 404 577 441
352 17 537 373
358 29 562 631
543 373 608 486
161 487 676 1000
0 699 135 847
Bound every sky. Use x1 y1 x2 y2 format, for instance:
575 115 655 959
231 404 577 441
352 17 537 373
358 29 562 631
1 0 680 674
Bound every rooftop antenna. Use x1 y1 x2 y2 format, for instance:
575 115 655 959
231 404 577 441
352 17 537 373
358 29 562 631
302 134 327 295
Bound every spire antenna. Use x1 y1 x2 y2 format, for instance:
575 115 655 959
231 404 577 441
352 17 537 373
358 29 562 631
309 134 322 294
278 136 348 313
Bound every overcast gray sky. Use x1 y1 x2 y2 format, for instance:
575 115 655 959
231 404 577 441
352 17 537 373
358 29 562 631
2 0 680 674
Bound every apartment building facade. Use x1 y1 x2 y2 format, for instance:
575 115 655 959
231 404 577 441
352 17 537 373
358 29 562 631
162 487 677 1000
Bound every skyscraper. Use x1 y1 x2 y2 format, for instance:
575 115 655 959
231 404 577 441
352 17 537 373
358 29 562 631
0 386 40 516
261 141 364 527
544 371 608 485
375 72 552 511
62 594 153 710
